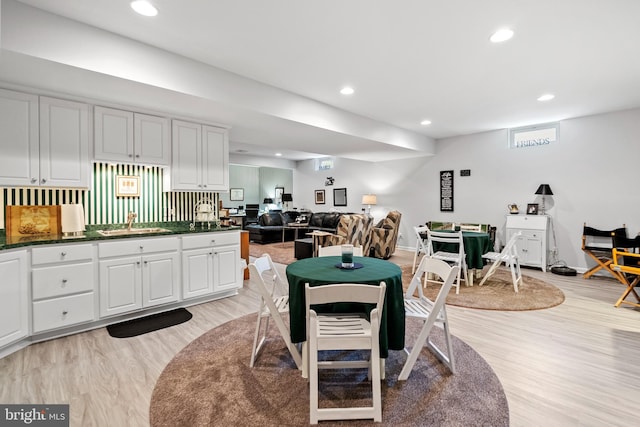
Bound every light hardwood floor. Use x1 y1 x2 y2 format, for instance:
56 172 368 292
1 249 639 426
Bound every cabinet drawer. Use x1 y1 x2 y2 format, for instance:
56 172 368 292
32 292 94 333
32 244 94 265
99 237 178 258
32 262 94 300
505 215 547 230
182 232 239 250
517 229 543 239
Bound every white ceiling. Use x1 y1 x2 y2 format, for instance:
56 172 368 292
13 0 640 161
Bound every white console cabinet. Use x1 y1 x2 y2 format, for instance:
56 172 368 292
505 215 550 272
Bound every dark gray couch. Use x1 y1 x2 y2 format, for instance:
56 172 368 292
246 211 345 244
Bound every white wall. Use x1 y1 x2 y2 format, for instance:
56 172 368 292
293 108 640 273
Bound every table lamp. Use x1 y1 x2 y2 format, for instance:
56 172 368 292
282 193 293 211
535 184 553 214
361 194 377 214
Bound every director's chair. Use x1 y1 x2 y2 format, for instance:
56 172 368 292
610 235 640 308
581 224 627 282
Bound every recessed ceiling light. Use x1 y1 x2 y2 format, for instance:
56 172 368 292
340 87 355 95
490 28 514 43
537 94 555 101
420 120 432 126
275 153 282 157
131 1 158 17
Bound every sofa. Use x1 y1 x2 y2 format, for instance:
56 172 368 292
246 211 345 244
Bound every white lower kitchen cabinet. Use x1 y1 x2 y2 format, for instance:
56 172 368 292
0 250 28 348
182 232 241 299
31 243 96 333
99 237 179 317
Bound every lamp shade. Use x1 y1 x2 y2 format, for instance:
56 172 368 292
282 193 293 202
535 184 553 195
263 198 274 204
362 194 377 205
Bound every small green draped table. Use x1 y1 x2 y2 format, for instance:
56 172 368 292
428 231 492 270
286 256 405 358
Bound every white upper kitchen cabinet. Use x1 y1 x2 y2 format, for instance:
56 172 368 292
94 106 170 166
171 119 229 191
0 90 89 188
0 88 39 186
39 96 90 188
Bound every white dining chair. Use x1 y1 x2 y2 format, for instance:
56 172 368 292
479 231 523 292
249 254 302 369
399 257 458 381
305 282 386 424
427 229 468 294
412 225 429 274
317 245 363 257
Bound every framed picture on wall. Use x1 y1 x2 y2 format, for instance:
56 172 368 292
115 175 140 197
315 189 325 204
230 188 244 201
275 187 284 205
333 188 347 206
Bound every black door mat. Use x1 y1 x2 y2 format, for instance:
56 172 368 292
107 308 193 338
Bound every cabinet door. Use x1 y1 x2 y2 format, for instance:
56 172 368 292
99 257 142 317
0 89 39 186
213 245 241 292
182 248 214 299
171 120 202 190
0 250 28 348
39 97 90 188
94 106 135 163
142 252 179 307
202 125 229 191
135 113 170 165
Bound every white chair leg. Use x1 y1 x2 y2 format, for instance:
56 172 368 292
249 306 265 368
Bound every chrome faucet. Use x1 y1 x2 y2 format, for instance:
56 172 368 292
126 211 137 231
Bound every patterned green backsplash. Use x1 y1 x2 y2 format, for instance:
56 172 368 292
1 162 219 228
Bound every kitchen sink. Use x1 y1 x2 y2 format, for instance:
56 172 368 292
96 227 171 237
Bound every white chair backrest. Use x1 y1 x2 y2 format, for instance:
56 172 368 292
251 253 287 296
504 231 521 253
305 282 386 327
406 257 459 301
317 245 364 257
414 225 429 245
427 229 465 257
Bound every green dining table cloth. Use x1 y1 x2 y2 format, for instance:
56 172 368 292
286 256 405 358
430 231 492 269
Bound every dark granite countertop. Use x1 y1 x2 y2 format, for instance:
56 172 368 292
0 221 241 251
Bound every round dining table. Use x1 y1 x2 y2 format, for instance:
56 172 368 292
286 256 405 358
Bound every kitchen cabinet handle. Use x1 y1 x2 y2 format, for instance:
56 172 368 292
135 154 140 158
31 178 37 183
211 240 216 244
41 178 47 184
209 252 213 255
62 310 68 316
61 279 68 285
61 252 67 257
128 154 133 157
203 185 207 188
136 261 141 265
140 246 144 250
144 260 148 265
